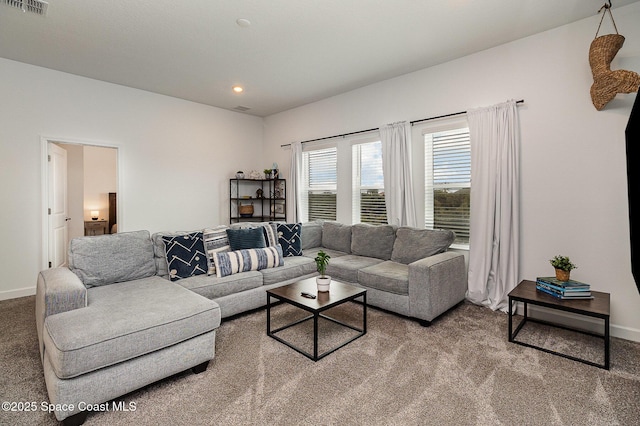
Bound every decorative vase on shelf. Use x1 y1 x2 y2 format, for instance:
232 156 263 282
316 276 331 292
555 268 570 282
236 171 244 179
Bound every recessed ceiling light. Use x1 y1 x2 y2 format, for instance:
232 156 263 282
236 18 251 28
232 85 244 93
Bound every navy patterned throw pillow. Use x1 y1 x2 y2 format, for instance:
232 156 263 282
277 223 302 257
162 232 208 281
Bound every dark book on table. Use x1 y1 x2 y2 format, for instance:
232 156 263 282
536 282 591 297
536 276 591 289
536 280 590 293
536 285 594 300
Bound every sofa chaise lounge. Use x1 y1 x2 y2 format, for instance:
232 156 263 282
36 220 467 424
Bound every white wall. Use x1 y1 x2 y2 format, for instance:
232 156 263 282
263 3 640 340
0 58 263 299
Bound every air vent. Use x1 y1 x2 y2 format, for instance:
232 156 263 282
233 106 251 112
2 0 48 15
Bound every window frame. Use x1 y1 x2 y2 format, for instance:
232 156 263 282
420 118 471 249
351 137 386 225
300 142 338 222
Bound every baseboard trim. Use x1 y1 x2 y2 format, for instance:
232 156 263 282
0 286 36 301
515 303 640 343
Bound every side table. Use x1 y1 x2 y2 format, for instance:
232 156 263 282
84 220 108 236
508 280 610 370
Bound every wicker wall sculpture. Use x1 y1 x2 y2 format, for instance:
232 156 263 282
589 3 640 110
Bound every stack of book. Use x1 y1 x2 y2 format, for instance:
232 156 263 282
535 276 593 299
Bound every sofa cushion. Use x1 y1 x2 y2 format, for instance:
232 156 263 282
260 256 316 286
302 247 348 261
358 261 409 295
391 227 455 264
68 230 156 288
162 232 208 281
226 227 267 250
176 270 264 300
203 226 231 275
301 221 323 250
351 223 396 260
214 245 284 278
322 221 352 253
43 276 220 379
327 254 383 283
277 222 302 257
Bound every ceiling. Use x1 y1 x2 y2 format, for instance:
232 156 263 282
1 0 637 117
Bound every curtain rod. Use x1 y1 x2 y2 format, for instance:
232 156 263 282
280 99 524 147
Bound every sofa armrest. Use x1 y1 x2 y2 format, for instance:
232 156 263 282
36 268 87 361
408 251 467 322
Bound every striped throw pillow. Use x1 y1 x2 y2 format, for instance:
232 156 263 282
214 245 284 278
203 226 230 275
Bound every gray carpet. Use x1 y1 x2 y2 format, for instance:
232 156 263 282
1 295 639 425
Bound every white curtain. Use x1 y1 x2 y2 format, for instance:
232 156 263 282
466 100 520 311
380 121 417 227
288 141 303 223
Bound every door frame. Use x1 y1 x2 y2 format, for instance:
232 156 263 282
40 136 123 270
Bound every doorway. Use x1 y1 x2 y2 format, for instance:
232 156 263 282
41 137 119 269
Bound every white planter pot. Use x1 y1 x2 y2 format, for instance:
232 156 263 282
316 276 331 292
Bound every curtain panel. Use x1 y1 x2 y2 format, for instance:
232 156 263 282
379 121 417 227
288 141 303 223
466 100 520 311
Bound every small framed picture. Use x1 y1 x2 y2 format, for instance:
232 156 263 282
274 203 285 214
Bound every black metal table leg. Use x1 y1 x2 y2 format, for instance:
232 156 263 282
266 294 271 335
313 312 319 360
604 315 610 370
362 292 367 334
508 296 513 342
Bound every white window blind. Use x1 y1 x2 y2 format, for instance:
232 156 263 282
352 141 386 225
302 147 337 221
425 127 470 245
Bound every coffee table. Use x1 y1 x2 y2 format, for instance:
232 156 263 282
266 278 367 361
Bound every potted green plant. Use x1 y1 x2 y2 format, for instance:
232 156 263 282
263 169 272 179
549 255 577 281
314 250 331 292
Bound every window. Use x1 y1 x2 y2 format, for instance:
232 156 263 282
352 140 386 224
301 147 337 221
424 127 470 246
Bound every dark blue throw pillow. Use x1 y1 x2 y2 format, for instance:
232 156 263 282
162 232 208 281
277 223 302 257
226 227 266 251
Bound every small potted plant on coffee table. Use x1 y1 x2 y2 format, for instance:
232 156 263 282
315 250 331 292
549 255 577 281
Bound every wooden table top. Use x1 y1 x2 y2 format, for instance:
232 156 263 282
509 280 610 316
267 278 366 311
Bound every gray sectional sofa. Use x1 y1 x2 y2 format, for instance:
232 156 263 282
36 220 467 424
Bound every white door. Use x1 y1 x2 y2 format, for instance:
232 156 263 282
49 143 70 268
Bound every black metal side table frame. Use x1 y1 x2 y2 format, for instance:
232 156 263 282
508 280 610 370
266 289 367 361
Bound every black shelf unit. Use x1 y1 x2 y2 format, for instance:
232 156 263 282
229 178 286 224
